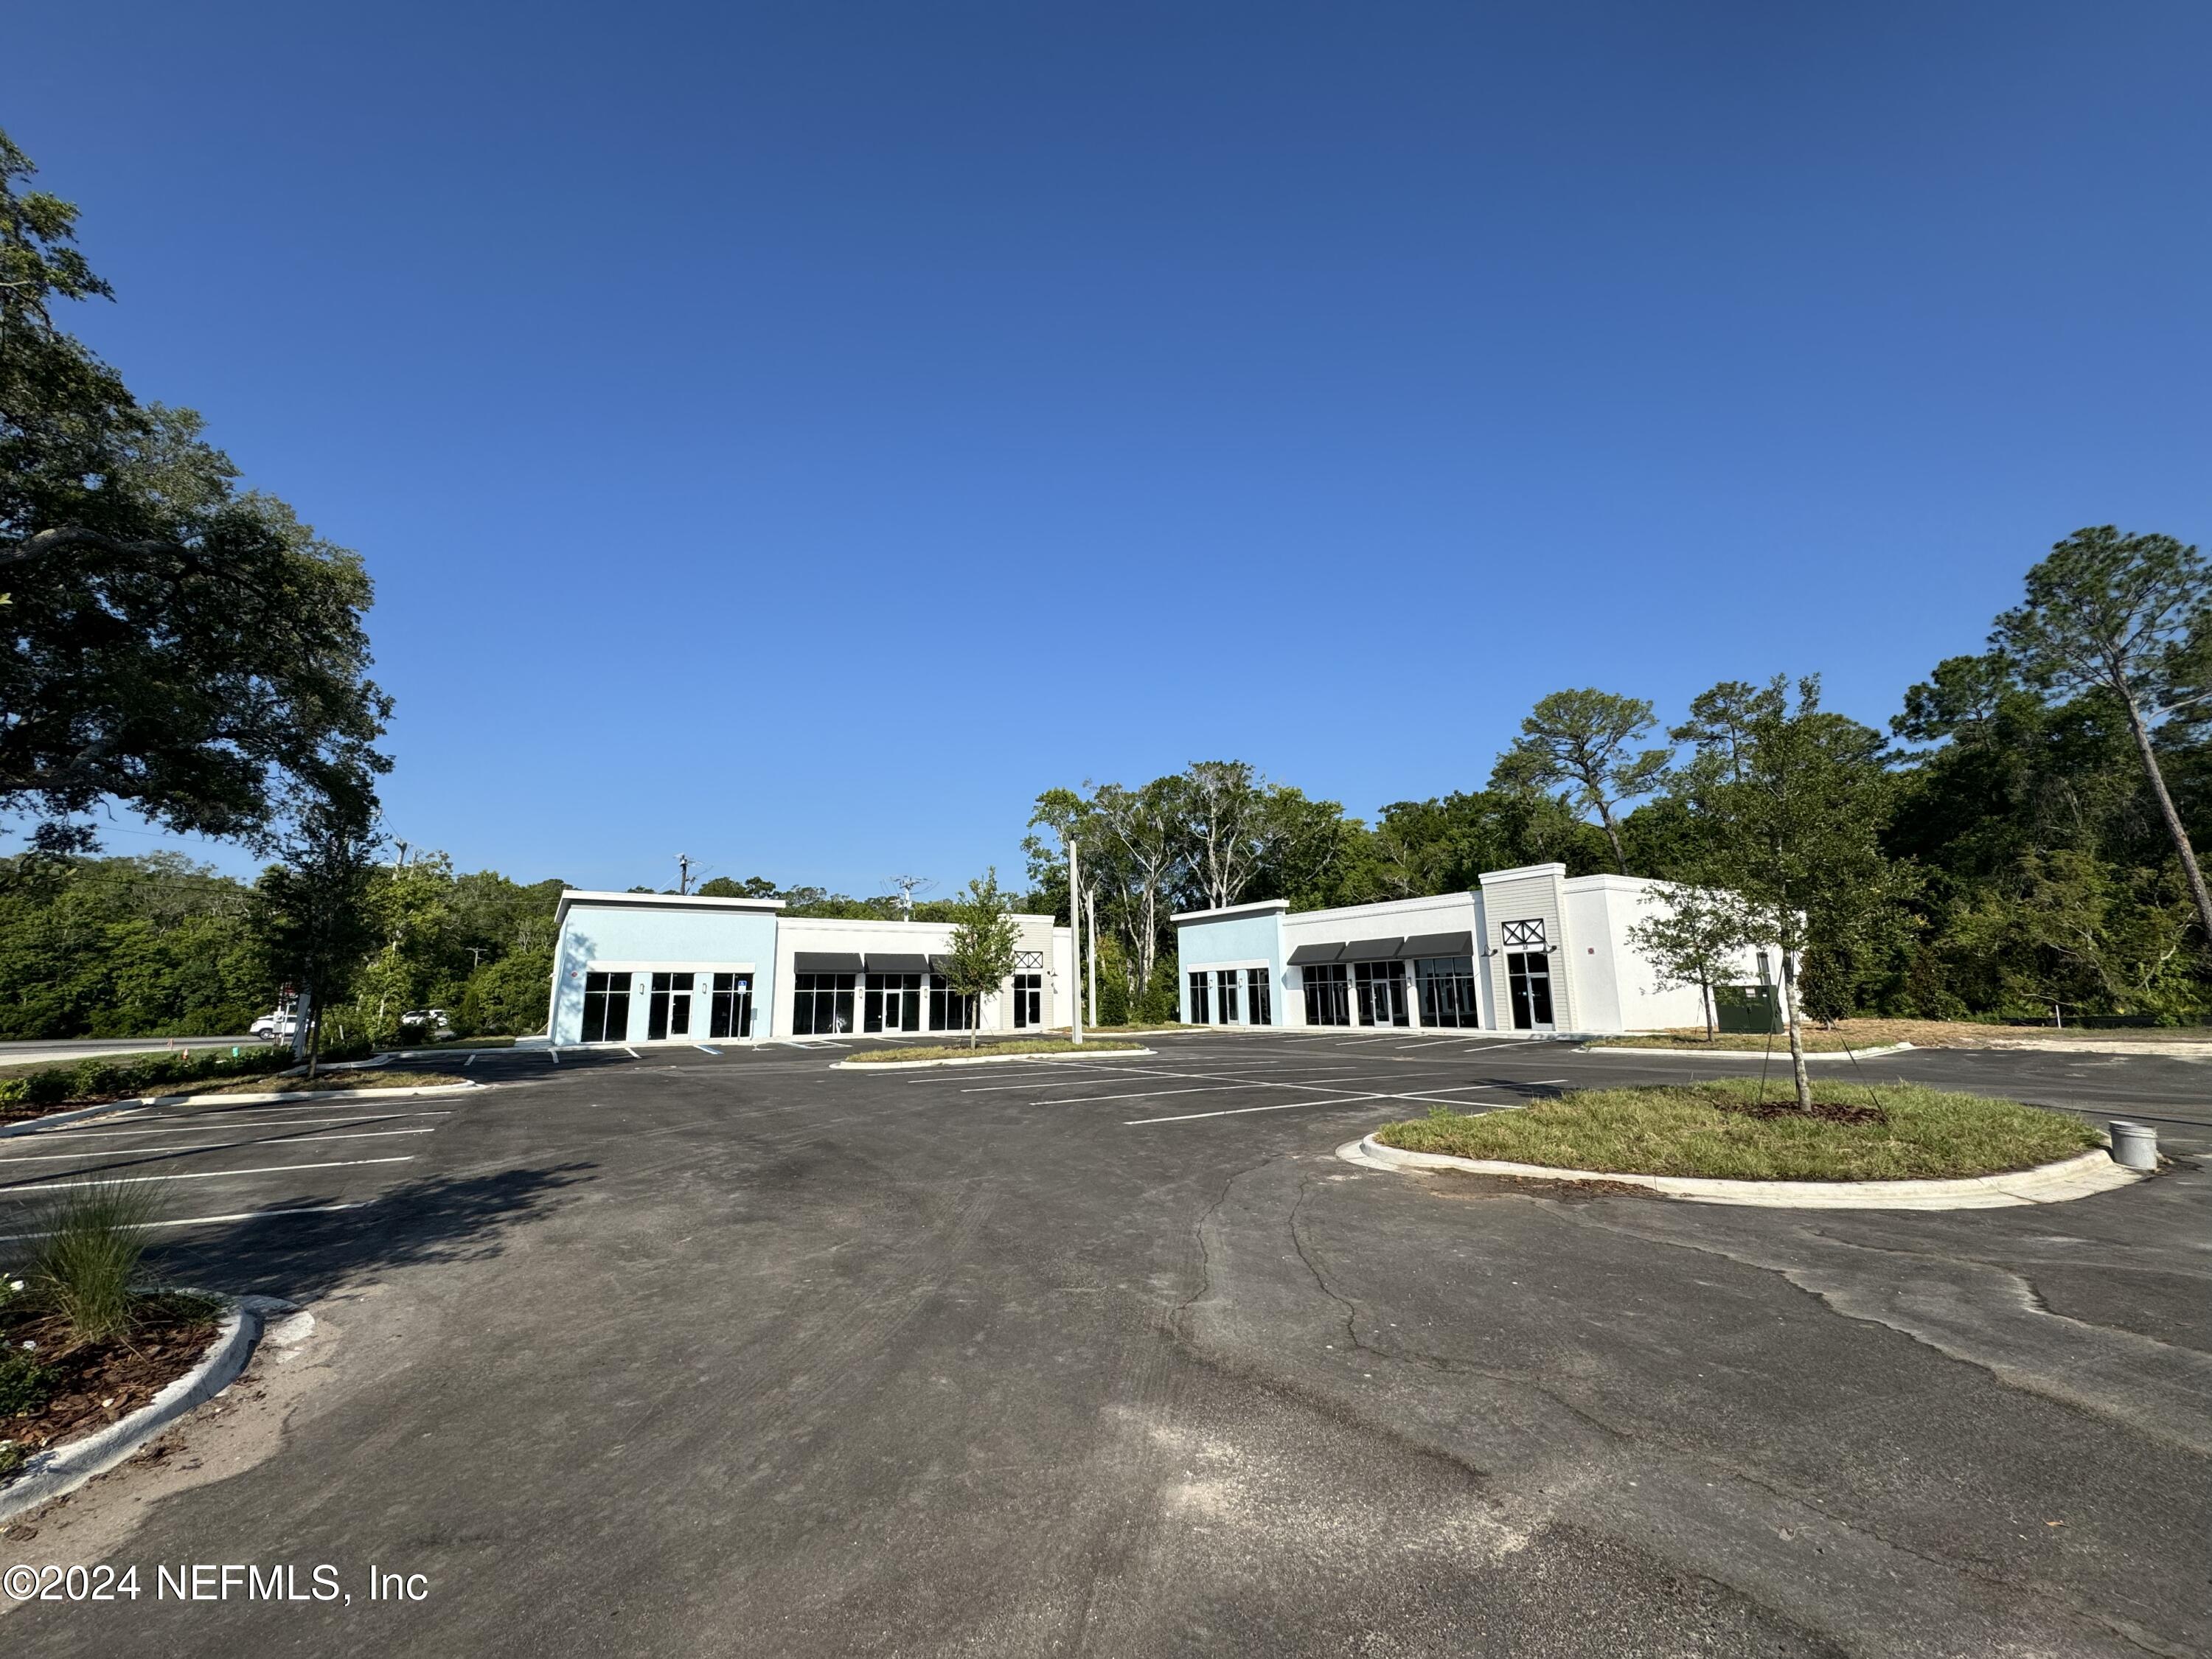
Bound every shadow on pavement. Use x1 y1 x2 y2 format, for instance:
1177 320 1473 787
145 1161 596 1301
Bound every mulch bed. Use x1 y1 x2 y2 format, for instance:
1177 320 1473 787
0 1296 223 1475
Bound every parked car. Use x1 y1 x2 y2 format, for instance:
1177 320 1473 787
400 1009 452 1036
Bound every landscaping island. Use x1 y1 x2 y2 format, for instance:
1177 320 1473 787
844 1038 1147 1064
1377 1079 2102 1182
0 1192 223 1485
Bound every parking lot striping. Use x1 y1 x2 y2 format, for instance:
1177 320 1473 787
0 1127 440 1162
695 1044 722 1055
23 1108 453 1138
1032 1082 1279 1107
1124 1093 1389 1124
0 1155 418 1193
0 1200 372 1242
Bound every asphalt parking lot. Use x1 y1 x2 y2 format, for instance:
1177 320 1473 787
4 1031 2206 1657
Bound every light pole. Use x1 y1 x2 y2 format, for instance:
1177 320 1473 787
1068 836 1084 1045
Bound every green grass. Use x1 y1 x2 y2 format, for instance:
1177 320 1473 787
846 1038 1147 1064
1375 1079 2101 1181
202 1068 473 1095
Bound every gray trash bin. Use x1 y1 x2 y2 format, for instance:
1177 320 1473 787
2108 1121 2158 1171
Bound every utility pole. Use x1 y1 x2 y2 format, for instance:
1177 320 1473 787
676 853 694 895
888 874 932 921
467 945 489 970
1068 837 1084 1045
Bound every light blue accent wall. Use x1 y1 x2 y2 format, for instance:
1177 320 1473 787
1175 911 1287 1026
551 903 781 1043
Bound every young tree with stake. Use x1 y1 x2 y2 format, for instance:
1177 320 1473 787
1668 676 1894 1111
942 869 1020 1050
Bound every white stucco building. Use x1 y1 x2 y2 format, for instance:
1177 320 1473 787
1173 863 1768 1035
547 891 1073 1046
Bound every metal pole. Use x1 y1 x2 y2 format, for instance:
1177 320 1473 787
1069 838 1084 1044
1085 886 1099 1029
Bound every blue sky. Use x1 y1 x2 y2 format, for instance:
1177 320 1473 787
11 2 2209 894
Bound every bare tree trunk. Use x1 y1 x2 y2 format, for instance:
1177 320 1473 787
1599 804 1629 874
1776 950 1812 1112
2121 693 2212 951
1700 976 1714 1043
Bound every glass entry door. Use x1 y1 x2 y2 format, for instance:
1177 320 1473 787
1011 973 1043 1027
1353 960 1409 1026
866 973 922 1033
1506 953 1554 1029
647 971 695 1040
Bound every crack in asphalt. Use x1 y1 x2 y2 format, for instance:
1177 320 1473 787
1534 1203 2212 1456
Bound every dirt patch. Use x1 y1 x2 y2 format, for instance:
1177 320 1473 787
0 1295 223 1477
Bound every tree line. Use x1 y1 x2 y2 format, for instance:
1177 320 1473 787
1024 528 2212 1037
8 130 2211 1057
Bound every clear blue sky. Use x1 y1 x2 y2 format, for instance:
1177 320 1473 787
12 3 2209 894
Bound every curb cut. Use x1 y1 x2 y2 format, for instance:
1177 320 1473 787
836 1048 1158 1071
1578 1042 1916 1062
0 1102 147 1141
1340 1136 2143 1210
0 1294 310 1523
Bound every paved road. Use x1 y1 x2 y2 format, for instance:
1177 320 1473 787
4 1033 2205 1656
0 1037 266 1070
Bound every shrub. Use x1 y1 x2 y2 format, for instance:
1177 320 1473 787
27 1182 164 1344
0 1348 53 1418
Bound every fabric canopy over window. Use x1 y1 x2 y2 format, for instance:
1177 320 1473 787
1287 942 1342 964
1399 931 1475 959
1338 937 1404 961
864 952 930 973
793 951 865 973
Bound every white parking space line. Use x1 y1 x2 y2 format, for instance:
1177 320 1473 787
1125 1093 1387 1124
0 1127 439 1162
1036 1082 1270 1107
0 1155 417 1193
0 1201 372 1242
695 1045 722 1055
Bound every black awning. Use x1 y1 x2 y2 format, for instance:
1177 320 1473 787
1400 931 1474 960
865 951 930 973
793 950 864 973
1338 936 1404 961
1286 942 1341 965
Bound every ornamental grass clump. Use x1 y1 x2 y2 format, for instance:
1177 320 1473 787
26 1182 164 1345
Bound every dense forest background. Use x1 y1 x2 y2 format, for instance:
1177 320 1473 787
8 635 2210 1041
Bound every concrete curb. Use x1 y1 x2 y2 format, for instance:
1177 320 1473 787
1578 1042 1916 1062
0 1102 149 1141
836 1047 1158 1071
0 1293 309 1523
1342 1136 2143 1210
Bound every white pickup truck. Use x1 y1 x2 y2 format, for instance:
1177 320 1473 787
249 1009 299 1041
